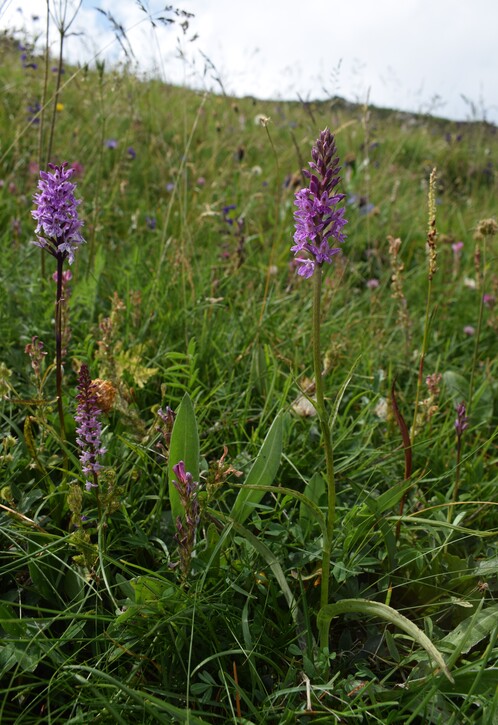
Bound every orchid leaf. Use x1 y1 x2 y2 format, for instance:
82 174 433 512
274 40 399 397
230 411 283 525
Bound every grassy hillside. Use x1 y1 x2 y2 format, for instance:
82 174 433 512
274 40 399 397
0 27 497 724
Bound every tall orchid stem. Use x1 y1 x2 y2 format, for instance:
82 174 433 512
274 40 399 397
55 256 66 444
313 266 336 648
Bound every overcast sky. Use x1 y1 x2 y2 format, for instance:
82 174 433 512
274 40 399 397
2 0 497 124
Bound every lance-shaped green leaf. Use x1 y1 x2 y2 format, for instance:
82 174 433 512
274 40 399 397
230 412 283 525
168 393 199 522
318 598 453 682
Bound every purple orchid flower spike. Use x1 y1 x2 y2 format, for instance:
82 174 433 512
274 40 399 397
75 365 106 491
32 162 85 264
291 129 347 278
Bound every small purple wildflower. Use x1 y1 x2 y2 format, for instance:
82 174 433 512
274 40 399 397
32 162 85 264
349 194 375 216
463 325 475 336
145 215 156 230
454 402 469 439
291 128 347 278
483 293 495 308
75 365 106 490
366 278 380 290
52 269 73 285
20 48 38 70
452 241 464 256
105 139 117 149
27 101 41 125
222 204 237 226
359 202 375 217
166 182 175 192
127 146 136 159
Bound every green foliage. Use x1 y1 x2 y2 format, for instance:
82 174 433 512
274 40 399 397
0 19 497 724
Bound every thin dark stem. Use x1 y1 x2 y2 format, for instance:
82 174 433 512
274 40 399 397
55 255 66 443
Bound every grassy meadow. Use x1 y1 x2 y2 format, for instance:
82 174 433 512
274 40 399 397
0 14 498 724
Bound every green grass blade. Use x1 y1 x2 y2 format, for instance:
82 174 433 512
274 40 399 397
65 665 210 723
230 411 283 525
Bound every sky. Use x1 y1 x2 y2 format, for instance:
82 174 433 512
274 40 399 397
1 0 497 124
